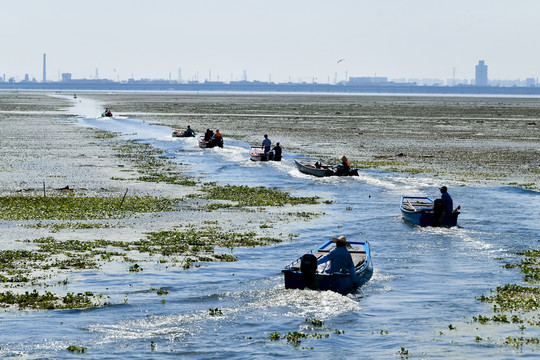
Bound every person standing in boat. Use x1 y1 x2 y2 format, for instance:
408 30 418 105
272 142 282 161
439 186 453 212
262 134 271 155
317 236 356 282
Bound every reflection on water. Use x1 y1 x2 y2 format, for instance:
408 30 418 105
1 96 538 359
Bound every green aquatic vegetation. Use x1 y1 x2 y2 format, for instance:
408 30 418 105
285 211 321 219
93 129 118 139
209 308 223 316
0 290 102 310
516 249 540 283
66 345 88 353
213 253 237 262
25 222 115 232
0 195 179 221
472 247 540 349
477 284 540 312
136 173 197 186
306 318 324 327
268 323 343 347
397 347 409 358
129 264 143 272
203 184 319 207
503 336 540 348
204 203 233 211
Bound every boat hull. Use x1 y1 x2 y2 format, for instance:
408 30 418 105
172 130 195 137
282 240 372 295
283 264 373 295
198 136 223 149
294 159 358 177
400 195 459 227
249 146 274 161
294 159 334 177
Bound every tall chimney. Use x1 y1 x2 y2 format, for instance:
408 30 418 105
42 53 46 82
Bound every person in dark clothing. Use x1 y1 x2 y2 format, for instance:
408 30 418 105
184 125 195 137
334 155 350 175
211 129 223 148
204 129 214 141
272 142 282 161
439 186 453 212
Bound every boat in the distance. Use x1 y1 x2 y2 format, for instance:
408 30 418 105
294 158 359 177
400 195 460 227
282 239 373 295
172 129 195 137
198 135 223 149
249 146 275 161
101 108 113 117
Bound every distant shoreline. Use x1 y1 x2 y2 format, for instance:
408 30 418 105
3 81 540 97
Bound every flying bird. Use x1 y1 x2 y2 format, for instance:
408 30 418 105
337 59 345 64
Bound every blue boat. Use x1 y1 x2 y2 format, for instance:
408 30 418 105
282 239 373 295
400 195 460 227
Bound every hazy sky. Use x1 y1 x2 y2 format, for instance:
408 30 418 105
2 0 539 83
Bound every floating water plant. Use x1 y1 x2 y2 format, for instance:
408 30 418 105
129 264 143 272
0 290 104 310
397 347 409 358
203 184 319 207
66 345 87 353
209 308 223 316
306 318 324 327
0 195 179 221
268 322 343 347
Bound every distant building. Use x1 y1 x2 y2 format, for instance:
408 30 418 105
42 53 46 82
446 78 469 86
526 78 536 87
348 77 388 85
61 73 72 82
475 60 488 86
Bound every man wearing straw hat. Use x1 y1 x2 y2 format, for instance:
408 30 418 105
317 236 356 282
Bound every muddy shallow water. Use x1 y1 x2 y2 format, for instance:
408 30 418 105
91 92 540 190
0 92 539 359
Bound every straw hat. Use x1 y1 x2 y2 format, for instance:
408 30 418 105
331 235 349 247
339 155 348 162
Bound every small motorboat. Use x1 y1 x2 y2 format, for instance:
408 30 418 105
172 129 195 137
294 158 359 177
249 146 275 161
101 108 113 117
198 135 223 149
282 239 373 295
400 195 460 227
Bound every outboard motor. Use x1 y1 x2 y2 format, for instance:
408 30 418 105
433 198 443 226
300 253 318 289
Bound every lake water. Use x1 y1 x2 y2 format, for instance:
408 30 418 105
1 96 538 359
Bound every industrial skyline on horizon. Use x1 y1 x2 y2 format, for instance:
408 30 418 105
2 54 538 88
3 1 540 87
